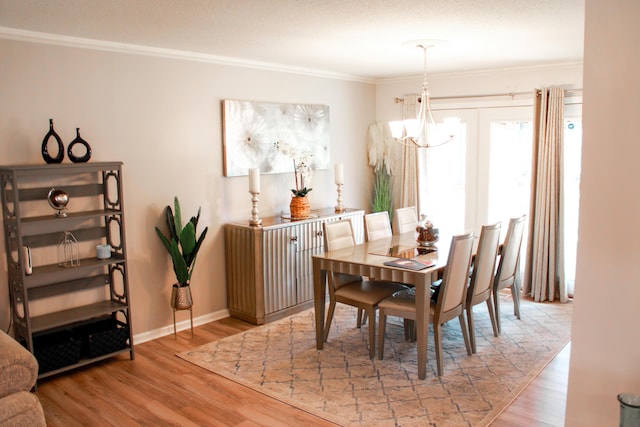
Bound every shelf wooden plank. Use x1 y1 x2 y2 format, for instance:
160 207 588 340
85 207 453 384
22 225 108 248
0 162 123 176
37 346 133 380
30 300 129 333
21 209 122 224
24 254 125 288
28 274 111 300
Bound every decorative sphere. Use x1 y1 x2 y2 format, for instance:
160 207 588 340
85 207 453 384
47 188 69 211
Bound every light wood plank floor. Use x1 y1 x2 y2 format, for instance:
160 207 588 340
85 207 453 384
35 316 570 426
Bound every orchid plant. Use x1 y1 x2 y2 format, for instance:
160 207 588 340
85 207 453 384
276 141 313 197
291 151 313 197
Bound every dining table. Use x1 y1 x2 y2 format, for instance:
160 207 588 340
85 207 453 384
312 231 449 380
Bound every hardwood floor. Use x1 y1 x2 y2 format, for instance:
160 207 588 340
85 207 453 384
491 343 570 427
35 316 570 426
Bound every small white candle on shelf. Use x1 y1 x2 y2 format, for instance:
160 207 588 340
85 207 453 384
335 163 344 185
249 168 260 193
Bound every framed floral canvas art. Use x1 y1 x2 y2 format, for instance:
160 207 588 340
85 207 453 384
222 99 330 177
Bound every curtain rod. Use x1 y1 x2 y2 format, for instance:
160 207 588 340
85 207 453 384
393 88 583 103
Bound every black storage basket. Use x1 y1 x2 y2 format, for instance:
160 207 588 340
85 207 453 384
32 330 81 374
75 318 130 358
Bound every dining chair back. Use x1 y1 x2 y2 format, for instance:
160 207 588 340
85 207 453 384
393 206 417 235
364 211 392 242
324 218 356 251
466 222 501 352
322 219 408 358
492 215 526 334
377 232 475 376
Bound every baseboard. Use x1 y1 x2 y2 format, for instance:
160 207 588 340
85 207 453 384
133 308 231 344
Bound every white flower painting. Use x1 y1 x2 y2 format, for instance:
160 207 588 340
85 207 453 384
222 100 330 177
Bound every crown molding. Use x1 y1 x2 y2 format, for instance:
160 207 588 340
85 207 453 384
0 26 375 84
0 26 581 86
376 61 584 85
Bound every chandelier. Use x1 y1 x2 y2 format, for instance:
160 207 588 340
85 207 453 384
389 40 459 148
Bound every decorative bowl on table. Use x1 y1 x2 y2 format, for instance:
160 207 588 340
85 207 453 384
416 215 439 247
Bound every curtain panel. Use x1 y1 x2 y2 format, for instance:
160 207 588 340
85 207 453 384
400 94 420 209
524 86 568 303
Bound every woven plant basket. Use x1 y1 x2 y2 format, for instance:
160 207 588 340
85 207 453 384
290 196 310 219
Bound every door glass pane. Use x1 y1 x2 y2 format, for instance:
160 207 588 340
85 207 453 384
420 121 467 234
564 118 582 295
487 120 533 229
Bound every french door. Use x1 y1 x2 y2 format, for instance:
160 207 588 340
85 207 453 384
419 106 533 234
420 104 581 295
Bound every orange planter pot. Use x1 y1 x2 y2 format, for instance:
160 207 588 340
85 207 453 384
290 196 310 219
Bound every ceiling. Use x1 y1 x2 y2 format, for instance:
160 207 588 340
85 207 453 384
0 0 585 81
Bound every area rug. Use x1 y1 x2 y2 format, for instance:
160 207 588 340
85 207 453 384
177 295 572 427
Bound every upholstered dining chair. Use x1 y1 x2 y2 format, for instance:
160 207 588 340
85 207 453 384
493 215 526 334
393 206 417 235
365 210 414 337
364 211 393 242
465 222 501 353
377 232 475 376
322 219 408 358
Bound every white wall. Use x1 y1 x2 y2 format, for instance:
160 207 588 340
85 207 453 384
376 62 583 122
565 1 640 424
0 38 375 337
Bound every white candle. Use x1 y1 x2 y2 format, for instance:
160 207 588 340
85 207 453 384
249 168 260 193
335 163 344 185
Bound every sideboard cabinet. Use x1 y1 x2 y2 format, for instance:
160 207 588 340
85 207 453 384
0 162 134 379
225 208 364 324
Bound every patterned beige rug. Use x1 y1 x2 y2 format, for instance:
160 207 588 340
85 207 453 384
178 295 572 427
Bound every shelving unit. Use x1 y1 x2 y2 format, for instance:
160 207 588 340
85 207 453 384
0 162 134 379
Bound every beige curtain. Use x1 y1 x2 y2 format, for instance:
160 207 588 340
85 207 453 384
400 94 420 208
524 87 568 303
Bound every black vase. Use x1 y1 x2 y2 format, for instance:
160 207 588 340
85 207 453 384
67 128 92 163
41 119 64 164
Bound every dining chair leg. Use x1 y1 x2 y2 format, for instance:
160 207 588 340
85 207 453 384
511 284 521 319
377 311 387 360
403 319 416 342
458 313 472 356
324 300 337 342
366 308 376 359
434 323 443 376
493 289 502 335
486 298 499 338
466 307 477 354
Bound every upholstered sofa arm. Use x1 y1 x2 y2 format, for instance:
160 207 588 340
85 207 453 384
0 331 38 398
0 391 46 426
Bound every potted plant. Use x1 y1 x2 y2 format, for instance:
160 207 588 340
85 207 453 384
367 121 394 219
289 151 313 219
155 197 208 309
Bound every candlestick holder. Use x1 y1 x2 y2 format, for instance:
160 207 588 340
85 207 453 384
249 191 262 226
335 183 345 213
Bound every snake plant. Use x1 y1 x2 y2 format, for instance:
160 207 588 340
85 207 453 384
155 197 208 287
